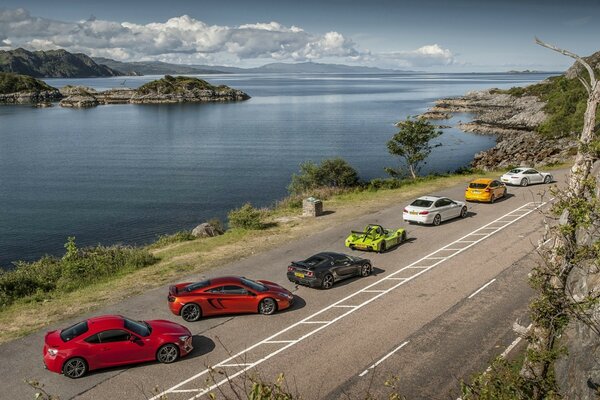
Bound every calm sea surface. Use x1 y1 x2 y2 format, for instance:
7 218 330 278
0 72 553 267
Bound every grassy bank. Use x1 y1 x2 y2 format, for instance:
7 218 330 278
0 166 569 343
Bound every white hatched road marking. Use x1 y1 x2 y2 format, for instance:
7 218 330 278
358 341 410 377
149 201 547 400
468 278 497 299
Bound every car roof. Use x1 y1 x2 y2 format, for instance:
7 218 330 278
86 315 125 332
208 276 242 286
416 195 443 201
471 178 493 184
314 252 345 259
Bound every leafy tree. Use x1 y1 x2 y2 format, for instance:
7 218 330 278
385 117 442 179
288 158 359 195
228 203 264 230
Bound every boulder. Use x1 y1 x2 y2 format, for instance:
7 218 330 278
60 94 99 108
191 222 224 238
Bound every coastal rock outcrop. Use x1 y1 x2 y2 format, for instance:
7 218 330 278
191 222 224 238
421 89 576 169
0 72 61 104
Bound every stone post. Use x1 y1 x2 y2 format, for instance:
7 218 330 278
302 197 323 217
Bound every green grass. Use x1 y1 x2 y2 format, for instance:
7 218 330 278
0 72 57 94
136 75 228 95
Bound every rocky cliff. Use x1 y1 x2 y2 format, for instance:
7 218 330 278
0 72 61 104
423 89 577 169
59 75 250 107
0 48 122 78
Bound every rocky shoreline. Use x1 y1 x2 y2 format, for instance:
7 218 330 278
422 89 577 169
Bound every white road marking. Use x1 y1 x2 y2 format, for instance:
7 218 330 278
149 201 547 400
358 341 410 377
499 323 532 359
468 279 497 299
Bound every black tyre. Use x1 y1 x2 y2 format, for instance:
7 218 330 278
379 241 387 253
321 274 334 289
401 231 407 242
360 263 372 277
432 214 441 226
63 357 87 379
156 343 179 364
544 175 552 184
460 206 468 218
349 244 355 251
490 193 495 203
520 178 529 187
259 298 277 315
181 303 201 322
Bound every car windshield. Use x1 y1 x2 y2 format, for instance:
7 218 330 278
241 277 268 292
303 256 326 267
184 280 211 292
509 169 524 174
123 317 152 337
60 321 88 342
410 199 433 208
469 183 488 189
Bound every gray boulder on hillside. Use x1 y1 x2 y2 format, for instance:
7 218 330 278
191 222 224 238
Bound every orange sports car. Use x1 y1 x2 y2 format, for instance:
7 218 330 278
465 178 507 203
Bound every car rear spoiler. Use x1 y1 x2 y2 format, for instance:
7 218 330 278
351 230 368 235
169 285 178 295
291 261 313 270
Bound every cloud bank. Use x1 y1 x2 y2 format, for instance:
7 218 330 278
0 8 454 68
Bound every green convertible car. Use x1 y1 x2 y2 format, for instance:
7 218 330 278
345 224 407 253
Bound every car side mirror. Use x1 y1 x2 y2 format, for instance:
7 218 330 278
129 335 140 342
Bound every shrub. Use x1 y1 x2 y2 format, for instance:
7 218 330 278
288 158 360 195
0 237 157 307
206 217 225 233
228 203 265 230
150 230 196 248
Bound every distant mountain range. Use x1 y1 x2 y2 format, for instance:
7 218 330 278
0 48 122 78
0 48 402 78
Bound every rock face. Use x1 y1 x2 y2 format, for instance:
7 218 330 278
421 89 576 169
0 72 61 104
554 163 600 399
56 76 250 108
191 222 224 238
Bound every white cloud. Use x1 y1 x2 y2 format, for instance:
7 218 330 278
0 8 455 69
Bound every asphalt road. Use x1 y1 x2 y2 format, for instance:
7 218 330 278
0 170 564 400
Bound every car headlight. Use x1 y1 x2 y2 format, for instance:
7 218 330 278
178 335 190 342
47 348 58 356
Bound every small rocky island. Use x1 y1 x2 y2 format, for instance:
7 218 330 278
0 73 250 107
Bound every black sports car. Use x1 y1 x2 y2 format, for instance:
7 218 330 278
287 252 372 289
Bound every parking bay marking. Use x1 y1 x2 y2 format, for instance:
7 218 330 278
468 278 497 299
149 201 547 400
358 341 410 377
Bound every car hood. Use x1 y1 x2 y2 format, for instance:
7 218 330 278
258 280 292 295
147 320 191 336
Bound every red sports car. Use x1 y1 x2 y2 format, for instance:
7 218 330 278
43 315 193 378
168 276 294 322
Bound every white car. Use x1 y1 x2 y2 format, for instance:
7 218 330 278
500 168 552 187
403 196 468 226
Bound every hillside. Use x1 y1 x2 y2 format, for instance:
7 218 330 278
0 48 122 78
92 57 227 76
0 72 61 103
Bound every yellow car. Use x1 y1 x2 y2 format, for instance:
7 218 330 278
465 178 507 203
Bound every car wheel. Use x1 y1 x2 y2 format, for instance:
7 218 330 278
181 303 201 322
379 241 387 253
63 357 87 379
432 214 441 226
401 231 407 242
520 178 529 187
544 175 552 184
460 206 468 218
157 343 179 364
321 274 334 289
259 298 277 315
349 244 355 250
490 193 495 203
360 263 372 277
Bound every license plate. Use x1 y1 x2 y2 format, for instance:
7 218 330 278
472 190 480 194
294 272 305 278
410 211 418 215
502 178 509 182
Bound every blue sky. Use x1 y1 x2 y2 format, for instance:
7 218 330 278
1 0 599 71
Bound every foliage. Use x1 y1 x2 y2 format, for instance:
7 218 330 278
0 237 157 307
228 203 265 230
288 157 360 195
207 217 225 233
386 117 442 179
136 75 228 95
492 73 600 139
0 72 56 94
150 230 196 248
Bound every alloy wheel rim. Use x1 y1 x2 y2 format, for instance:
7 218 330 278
261 299 275 314
182 305 199 321
324 275 333 288
158 345 177 362
65 359 85 377
362 264 371 276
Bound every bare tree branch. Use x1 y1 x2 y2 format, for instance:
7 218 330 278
535 37 597 88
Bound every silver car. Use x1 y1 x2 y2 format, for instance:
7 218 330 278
500 168 552 187
403 196 468 226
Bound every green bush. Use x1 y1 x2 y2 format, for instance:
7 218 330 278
0 237 157 307
367 178 404 190
288 158 360 195
228 203 265 230
150 230 196 248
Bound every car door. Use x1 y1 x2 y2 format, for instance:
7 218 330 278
93 329 141 366
526 169 543 183
492 180 505 197
433 199 448 221
333 254 356 278
205 285 256 314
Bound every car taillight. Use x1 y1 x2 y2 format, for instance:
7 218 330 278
287 266 294 272
419 211 429 215
47 348 58 356
403 208 408 213
168 295 176 302
485 188 491 192
305 271 314 277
